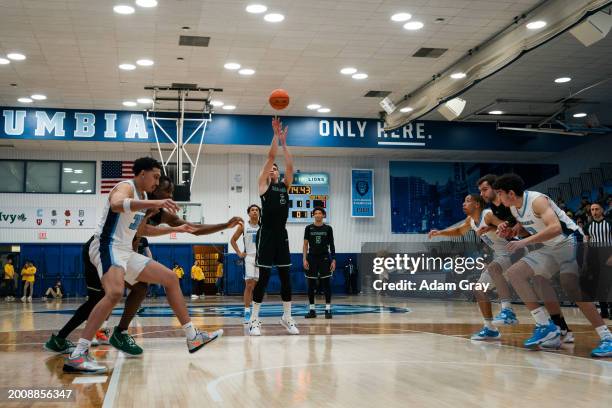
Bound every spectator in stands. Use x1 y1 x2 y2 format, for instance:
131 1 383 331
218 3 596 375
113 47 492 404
44 279 63 299
558 198 567 211
575 197 591 220
191 261 204 300
605 196 612 220
21 261 36 302
173 262 185 295
3 257 15 301
215 254 224 296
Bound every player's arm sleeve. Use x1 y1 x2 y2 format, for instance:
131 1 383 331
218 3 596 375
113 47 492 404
329 226 336 259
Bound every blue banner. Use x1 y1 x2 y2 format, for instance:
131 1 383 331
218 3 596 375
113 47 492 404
0 106 595 152
351 169 375 218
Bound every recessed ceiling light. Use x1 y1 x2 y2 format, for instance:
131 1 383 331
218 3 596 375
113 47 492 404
352 73 368 80
113 5 135 14
135 0 158 7
264 13 285 23
317 108 331 113
224 62 241 70
31 94 47 100
64 168 73 172
79 181 88 184
136 59 154 66
573 112 587 118
17 97 32 103
246 4 267 14
400 107 413 113
70 180 78 184
84 189 92 193
222 105 236 110
554 77 571 83
450 72 466 79
123 101 137 107
307 104 321 110
488 110 503 115
119 63 136 70
7 53 26 61
0 58 10 65
210 100 224 107
137 98 153 104
526 20 546 30
340 67 357 75
403 21 424 30
239 68 255 75
391 13 412 22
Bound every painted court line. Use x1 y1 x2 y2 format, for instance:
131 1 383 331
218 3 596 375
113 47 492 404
73 376 108 384
101 352 124 408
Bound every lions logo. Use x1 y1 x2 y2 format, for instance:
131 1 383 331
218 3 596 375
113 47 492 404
356 180 369 197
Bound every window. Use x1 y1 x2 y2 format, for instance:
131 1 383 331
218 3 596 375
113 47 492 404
26 161 61 193
61 162 96 194
0 160 25 192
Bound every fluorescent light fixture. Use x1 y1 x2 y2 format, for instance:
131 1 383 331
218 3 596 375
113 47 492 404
17 97 33 103
573 112 587 118
31 94 47 100
340 67 357 75
400 107 413 113
239 68 255 75
113 5 135 14
450 72 466 79
210 100 224 107
264 13 284 23
317 108 330 113
119 63 136 70
352 73 368 79
64 168 73 172
403 21 424 30
391 13 412 22
136 59 154 66
307 104 321 110
135 0 158 7
246 4 267 14
526 20 546 30
488 110 503 115
123 101 137 107
222 105 236 110
0 58 10 64
137 98 153 104
554 77 571 83
224 62 241 70
7 53 26 60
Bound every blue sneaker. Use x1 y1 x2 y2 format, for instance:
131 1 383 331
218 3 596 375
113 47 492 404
244 309 251 325
591 338 612 358
524 320 560 349
470 327 501 341
492 308 518 325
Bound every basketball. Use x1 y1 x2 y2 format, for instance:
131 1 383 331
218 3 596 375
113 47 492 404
269 89 290 110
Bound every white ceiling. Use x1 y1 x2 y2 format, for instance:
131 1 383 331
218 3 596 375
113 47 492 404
0 0 543 118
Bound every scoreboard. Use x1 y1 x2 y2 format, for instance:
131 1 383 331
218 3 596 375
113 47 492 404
285 172 330 223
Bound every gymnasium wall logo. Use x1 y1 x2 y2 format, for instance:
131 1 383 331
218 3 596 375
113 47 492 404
0 211 27 225
318 119 432 147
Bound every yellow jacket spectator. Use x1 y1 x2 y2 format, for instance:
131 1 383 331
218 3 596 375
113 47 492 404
4 262 14 280
3 258 16 301
22 265 36 282
173 264 184 279
21 261 35 302
191 265 204 281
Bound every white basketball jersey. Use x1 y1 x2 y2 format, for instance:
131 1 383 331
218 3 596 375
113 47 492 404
243 222 259 256
510 191 579 246
470 209 508 253
95 180 148 249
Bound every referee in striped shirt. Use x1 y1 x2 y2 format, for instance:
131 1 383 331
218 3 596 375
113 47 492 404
584 202 612 319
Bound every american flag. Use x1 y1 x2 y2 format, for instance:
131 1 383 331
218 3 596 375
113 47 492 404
100 161 134 194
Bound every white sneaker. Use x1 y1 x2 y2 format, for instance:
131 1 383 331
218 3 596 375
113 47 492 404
21 296 26 302
91 337 100 347
249 319 261 336
190 295 198 300
27 297 32 302
561 330 575 344
187 329 223 354
199 295 205 300
280 316 299 335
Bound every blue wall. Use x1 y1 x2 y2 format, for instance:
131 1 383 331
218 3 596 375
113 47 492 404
4 243 357 297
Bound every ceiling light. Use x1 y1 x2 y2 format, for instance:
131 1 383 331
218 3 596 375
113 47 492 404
84 190 92 193
31 94 47 100
352 73 368 79
135 0 158 7
76 190 83 193
224 62 241 70
239 68 255 75
526 20 546 30
246 4 267 14
0 58 10 64
222 105 236 110
79 181 88 184
74 170 83 174
391 13 412 22
307 104 321 110
573 112 587 118
17 97 32 103
123 101 137 107
113 5 135 14
210 100 224 107
450 72 466 79
136 59 154 66
7 53 26 61
317 108 330 113
64 168 73 172
119 63 136 70
340 67 357 75
488 110 503 115
400 107 413 113
554 77 571 83
403 21 424 30
264 13 285 23
137 98 153 104
70 180 78 184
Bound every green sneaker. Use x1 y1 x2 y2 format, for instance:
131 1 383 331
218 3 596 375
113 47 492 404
43 334 75 354
109 327 143 356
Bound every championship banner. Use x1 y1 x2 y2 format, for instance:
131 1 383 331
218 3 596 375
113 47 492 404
351 169 375 218
0 207 96 229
